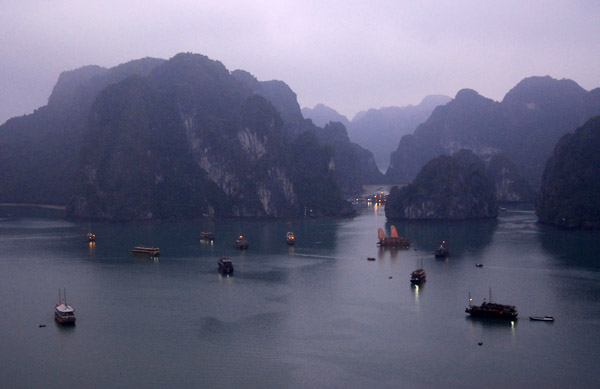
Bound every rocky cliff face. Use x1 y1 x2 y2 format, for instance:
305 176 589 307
0 57 165 205
385 150 498 220
536 116 600 229
233 70 382 193
68 53 353 220
487 154 535 202
386 77 600 189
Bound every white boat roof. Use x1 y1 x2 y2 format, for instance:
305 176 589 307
56 303 75 313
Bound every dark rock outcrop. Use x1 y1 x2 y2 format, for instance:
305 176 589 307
69 53 354 220
313 122 384 193
386 77 600 189
0 57 165 205
385 150 498 220
232 70 383 194
536 116 600 229
487 153 535 202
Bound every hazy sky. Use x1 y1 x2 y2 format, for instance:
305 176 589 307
1 1 599 124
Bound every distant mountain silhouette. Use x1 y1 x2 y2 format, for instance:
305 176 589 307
301 104 350 128
536 116 600 229
302 96 450 168
386 76 600 188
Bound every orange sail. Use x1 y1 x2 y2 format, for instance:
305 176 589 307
390 225 399 238
378 228 386 240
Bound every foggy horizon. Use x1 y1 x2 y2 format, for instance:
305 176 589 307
1 1 599 125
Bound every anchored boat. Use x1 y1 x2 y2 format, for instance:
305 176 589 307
377 226 410 248
55 288 76 324
465 289 517 320
529 316 554 321
236 235 249 250
286 231 295 245
218 257 234 275
200 232 215 241
434 241 449 257
131 246 160 256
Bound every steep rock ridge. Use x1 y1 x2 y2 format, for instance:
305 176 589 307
536 116 600 229
0 57 165 205
385 150 498 220
487 154 535 202
313 122 384 193
386 76 600 189
231 70 308 140
232 69 383 193
69 53 352 220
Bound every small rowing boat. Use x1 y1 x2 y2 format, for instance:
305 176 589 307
529 315 554 321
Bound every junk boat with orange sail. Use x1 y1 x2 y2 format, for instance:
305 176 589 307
377 226 410 248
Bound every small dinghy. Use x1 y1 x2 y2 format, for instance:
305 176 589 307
529 315 554 321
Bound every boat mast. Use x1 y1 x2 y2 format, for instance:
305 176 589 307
468 292 472 307
489 287 492 303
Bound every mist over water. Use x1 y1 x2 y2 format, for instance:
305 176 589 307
1 205 599 387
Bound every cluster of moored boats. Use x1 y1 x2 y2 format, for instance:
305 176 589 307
59 227 553 325
374 226 554 322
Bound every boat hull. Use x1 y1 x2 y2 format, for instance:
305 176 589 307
55 312 76 324
466 307 518 320
131 247 160 256
529 316 554 321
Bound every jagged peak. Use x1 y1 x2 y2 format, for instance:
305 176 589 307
502 76 586 105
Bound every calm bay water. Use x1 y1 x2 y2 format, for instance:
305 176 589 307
1 204 600 388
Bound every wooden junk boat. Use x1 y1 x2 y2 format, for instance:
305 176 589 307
236 235 249 250
218 257 234 275
465 290 518 320
55 288 76 324
410 267 426 285
131 246 160 257
434 241 449 257
200 232 215 241
377 226 410 248
286 231 295 245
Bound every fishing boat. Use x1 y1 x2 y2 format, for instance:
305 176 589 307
377 226 410 248
87 233 96 243
55 288 76 324
200 232 215 241
410 268 426 285
236 235 249 250
218 257 234 275
286 231 295 245
410 260 426 285
529 316 554 321
367 256 375 261
465 289 518 320
434 241 449 257
131 246 160 256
